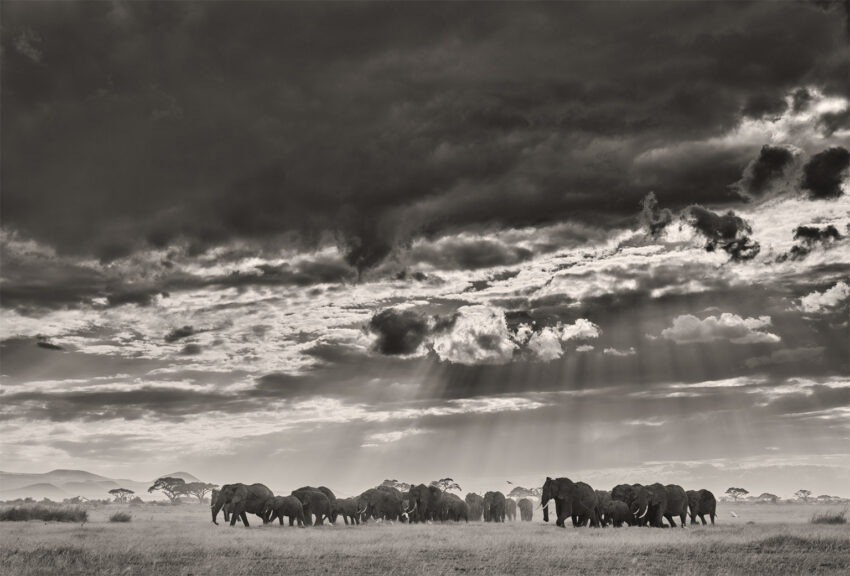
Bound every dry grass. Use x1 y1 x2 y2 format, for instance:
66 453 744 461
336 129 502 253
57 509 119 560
811 509 848 525
0 503 848 575
0 504 88 523
108 512 132 523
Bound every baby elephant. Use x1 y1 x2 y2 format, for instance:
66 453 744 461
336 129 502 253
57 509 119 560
602 501 634 527
263 496 305 527
335 497 363 525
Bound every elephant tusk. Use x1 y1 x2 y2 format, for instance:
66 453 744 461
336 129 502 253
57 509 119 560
638 507 648 519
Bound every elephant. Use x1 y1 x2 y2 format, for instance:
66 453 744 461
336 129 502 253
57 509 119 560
483 491 506 522
294 486 337 524
541 477 599 528
505 498 517 521
439 493 469 522
518 498 533 521
263 495 305 527
465 493 484 521
686 489 717 525
211 483 274 527
611 484 643 523
601 501 634 527
335 497 363 525
359 487 404 522
595 490 612 524
630 483 687 528
291 488 333 526
405 484 443 523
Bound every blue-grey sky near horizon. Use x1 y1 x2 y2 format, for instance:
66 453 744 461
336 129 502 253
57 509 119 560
1 1 849 499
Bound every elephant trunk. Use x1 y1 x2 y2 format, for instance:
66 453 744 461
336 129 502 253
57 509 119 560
211 502 222 525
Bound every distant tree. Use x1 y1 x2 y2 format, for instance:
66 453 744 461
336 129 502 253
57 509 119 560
795 489 812 503
381 479 411 492
725 487 749 502
816 494 835 504
757 492 778 504
507 485 542 499
430 478 461 492
148 477 187 504
108 488 135 503
182 482 217 504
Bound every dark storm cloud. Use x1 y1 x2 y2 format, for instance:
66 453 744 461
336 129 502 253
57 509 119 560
686 206 760 261
741 93 788 120
639 192 673 236
779 225 844 261
179 343 202 356
2 1 846 271
35 338 62 351
0 386 249 422
164 325 194 343
801 147 850 199
410 238 533 271
369 308 430 356
737 145 795 197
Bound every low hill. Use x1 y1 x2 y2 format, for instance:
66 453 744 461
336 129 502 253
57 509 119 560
0 469 207 501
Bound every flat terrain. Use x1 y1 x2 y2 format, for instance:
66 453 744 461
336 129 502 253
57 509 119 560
1 503 848 575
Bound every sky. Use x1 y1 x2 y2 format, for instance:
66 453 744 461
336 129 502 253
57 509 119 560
1 1 849 500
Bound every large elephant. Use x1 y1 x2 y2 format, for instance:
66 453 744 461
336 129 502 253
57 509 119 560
263 495 305 527
405 484 443 523
611 484 643 523
335 497 363 525
518 498 533 522
601 501 634 527
483 491 506 522
505 498 517 521
686 489 717 525
465 493 484 521
359 487 404 522
291 488 333 526
541 477 599 528
595 490 612 524
631 483 687 528
294 486 337 524
439 493 469 522
211 483 274 527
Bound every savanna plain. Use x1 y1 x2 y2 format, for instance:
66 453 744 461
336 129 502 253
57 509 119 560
1 503 848 576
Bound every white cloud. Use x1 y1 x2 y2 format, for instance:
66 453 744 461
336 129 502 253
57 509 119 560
361 428 428 447
661 313 781 345
603 347 636 357
559 318 601 341
576 344 594 352
526 327 564 361
799 281 850 313
432 305 516 365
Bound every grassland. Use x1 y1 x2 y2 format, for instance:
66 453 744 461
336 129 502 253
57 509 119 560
1 503 848 575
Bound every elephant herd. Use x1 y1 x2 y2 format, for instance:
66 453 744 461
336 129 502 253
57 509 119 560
541 476 717 528
209 478 716 530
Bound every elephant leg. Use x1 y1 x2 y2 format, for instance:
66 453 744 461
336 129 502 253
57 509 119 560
241 512 250 527
278 513 284 525
229 510 239 527
665 514 676 527
710 513 715 525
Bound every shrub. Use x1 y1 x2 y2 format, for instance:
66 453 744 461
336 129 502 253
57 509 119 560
0 504 88 523
109 511 132 523
811 509 847 525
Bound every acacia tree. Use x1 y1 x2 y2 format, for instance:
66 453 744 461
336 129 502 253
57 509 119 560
725 487 749 502
757 492 778 504
148 477 188 504
108 488 135 503
795 489 812 503
430 478 461 492
183 482 217 503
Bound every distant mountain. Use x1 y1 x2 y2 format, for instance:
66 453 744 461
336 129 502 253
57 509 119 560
0 469 207 501
162 471 201 483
